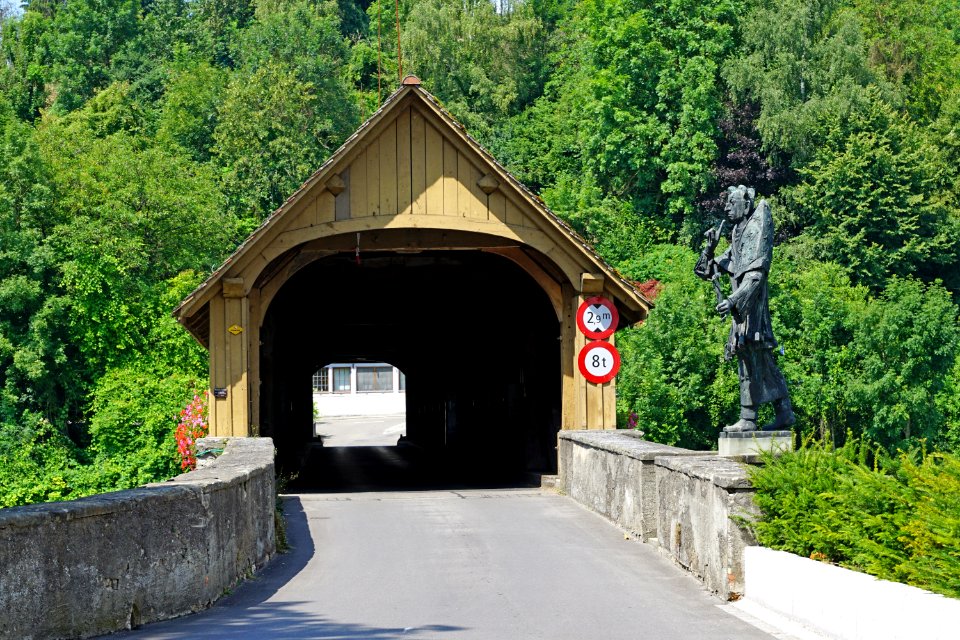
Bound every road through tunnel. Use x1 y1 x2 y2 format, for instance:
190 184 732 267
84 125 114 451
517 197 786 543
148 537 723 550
260 250 561 485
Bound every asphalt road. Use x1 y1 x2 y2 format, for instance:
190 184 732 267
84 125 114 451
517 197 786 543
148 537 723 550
116 472 777 639
314 414 406 447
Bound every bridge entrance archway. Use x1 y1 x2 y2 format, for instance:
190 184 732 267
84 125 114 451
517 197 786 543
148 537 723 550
174 78 651 475
262 249 560 475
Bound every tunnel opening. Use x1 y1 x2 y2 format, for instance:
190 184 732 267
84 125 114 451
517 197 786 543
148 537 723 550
260 249 561 490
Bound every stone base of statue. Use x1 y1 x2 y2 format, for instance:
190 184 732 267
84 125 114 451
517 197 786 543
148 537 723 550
718 430 793 458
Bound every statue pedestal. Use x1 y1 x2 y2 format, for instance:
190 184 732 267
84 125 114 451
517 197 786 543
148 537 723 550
718 430 793 458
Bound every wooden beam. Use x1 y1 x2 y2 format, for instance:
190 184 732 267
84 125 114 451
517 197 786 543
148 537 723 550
580 273 604 294
222 277 245 298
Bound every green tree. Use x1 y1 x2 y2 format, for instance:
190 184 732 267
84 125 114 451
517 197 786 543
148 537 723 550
187 0 256 68
781 92 960 289
852 0 960 122
213 61 353 226
0 9 53 120
582 0 742 226
46 0 140 112
156 56 228 162
38 88 233 374
768 257 866 443
844 278 960 449
213 2 358 224
401 0 548 139
0 97 72 427
724 0 880 165
935 358 960 454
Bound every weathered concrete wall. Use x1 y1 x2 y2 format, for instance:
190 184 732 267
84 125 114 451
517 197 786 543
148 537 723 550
654 455 757 600
557 431 703 540
0 437 275 640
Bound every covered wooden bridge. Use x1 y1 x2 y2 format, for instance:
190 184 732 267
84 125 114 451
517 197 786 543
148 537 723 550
174 77 651 473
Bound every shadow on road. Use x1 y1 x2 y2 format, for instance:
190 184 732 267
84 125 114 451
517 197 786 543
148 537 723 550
113 496 468 639
285 443 543 494
124 602 464 639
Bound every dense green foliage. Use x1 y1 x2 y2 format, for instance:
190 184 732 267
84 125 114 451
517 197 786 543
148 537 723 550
0 0 958 509
748 439 960 599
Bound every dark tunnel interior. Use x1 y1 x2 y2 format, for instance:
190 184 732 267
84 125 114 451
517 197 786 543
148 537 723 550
259 250 562 489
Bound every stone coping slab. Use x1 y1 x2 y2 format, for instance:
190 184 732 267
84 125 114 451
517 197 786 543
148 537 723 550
558 430 706 462
157 436 273 487
654 454 753 490
717 430 792 439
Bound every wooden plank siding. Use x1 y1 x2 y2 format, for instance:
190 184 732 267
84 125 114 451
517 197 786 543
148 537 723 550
424 122 443 215
488 189 507 225
379 119 398 216
338 107 513 222
366 137 380 216
350 147 367 218
397 108 412 215
442 138 458 217
411 109 427 215
319 190 336 224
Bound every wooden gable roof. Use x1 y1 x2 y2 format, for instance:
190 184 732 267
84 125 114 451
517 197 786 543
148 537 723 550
175 77 651 343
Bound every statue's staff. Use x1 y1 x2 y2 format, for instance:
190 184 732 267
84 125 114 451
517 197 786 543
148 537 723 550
708 221 727 320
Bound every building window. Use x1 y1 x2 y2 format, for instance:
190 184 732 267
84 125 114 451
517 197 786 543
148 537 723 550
398 370 406 392
312 368 329 392
357 366 393 392
332 367 351 393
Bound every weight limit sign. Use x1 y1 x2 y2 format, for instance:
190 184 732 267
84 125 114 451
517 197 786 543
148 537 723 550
578 340 621 384
576 296 619 339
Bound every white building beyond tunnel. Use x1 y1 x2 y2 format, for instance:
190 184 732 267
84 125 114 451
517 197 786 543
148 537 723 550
313 363 406 417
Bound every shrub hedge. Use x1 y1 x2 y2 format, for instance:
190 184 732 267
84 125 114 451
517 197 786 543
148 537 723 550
748 438 960 599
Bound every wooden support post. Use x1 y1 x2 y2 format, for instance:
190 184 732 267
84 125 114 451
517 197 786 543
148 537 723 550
209 279 251 436
577 273 615 430
248 288 261 436
560 283 577 430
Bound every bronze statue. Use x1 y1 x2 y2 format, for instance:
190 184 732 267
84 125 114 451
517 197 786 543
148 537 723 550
695 185 795 432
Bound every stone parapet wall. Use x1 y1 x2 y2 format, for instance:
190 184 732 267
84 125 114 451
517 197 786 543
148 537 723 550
557 431 704 540
0 437 276 639
654 454 757 599
558 431 756 600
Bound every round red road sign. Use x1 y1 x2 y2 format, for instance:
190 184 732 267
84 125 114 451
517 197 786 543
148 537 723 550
578 340 621 384
576 297 619 339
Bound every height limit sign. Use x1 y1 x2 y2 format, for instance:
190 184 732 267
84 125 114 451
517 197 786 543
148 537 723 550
576 296 621 384
576 296 619 339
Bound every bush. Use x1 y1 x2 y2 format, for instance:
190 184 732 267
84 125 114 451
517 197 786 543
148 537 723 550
616 244 735 449
0 362 205 508
88 363 204 484
748 439 960 599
